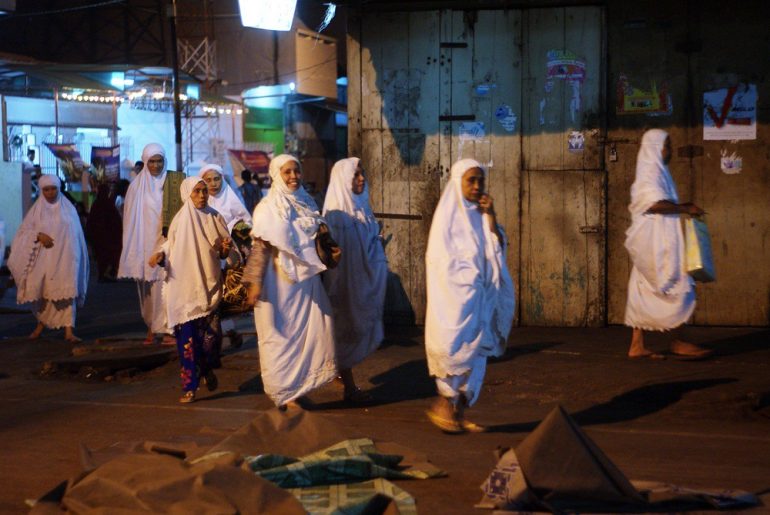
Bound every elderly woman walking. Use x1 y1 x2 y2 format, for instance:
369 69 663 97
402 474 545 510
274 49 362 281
322 157 387 404
199 163 253 348
118 143 172 343
243 154 339 409
8 175 89 342
424 159 515 433
149 177 233 403
624 129 711 359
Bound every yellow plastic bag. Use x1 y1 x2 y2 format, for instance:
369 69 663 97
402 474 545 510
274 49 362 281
685 218 716 282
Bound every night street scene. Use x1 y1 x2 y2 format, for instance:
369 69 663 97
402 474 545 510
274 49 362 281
0 1 768 514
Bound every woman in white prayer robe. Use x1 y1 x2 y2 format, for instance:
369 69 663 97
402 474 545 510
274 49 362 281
149 177 233 403
8 174 88 342
199 163 253 349
424 159 515 433
322 157 387 404
624 129 711 359
242 154 338 409
118 143 171 343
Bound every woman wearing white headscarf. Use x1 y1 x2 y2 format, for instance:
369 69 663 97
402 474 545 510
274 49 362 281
242 154 338 409
424 159 515 433
149 176 233 403
8 175 89 342
199 163 253 348
199 163 252 233
624 129 711 359
322 157 386 403
118 143 171 343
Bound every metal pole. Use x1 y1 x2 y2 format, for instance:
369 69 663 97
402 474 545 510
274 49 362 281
0 95 8 161
111 97 118 146
168 0 183 170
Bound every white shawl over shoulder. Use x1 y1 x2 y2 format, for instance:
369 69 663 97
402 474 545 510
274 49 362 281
250 154 327 282
164 177 231 327
322 157 387 368
8 175 89 306
118 143 167 282
624 129 695 330
425 159 515 378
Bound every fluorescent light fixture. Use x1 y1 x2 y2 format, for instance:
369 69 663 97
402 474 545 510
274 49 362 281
186 84 200 100
238 0 296 31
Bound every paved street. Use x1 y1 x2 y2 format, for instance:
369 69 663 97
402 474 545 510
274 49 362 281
1 274 769 513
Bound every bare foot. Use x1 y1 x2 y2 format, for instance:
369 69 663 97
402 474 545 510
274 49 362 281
671 340 713 357
627 327 664 358
426 397 463 433
29 323 44 340
628 349 666 360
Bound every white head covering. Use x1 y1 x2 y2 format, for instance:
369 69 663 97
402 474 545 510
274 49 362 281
424 158 515 383
199 163 252 232
251 154 327 282
624 128 690 296
164 176 231 327
8 174 89 305
321 157 387 368
118 143 168 281
322 157 376 227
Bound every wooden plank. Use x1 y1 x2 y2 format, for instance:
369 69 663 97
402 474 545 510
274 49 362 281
346 13 362 157
438 9 453 188
522 8 565 171
406 10 441 322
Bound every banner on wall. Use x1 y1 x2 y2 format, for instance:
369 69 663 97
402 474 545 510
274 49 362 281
44 143 87 182
227 149 272 187
90 146 121 182
703 83 757 141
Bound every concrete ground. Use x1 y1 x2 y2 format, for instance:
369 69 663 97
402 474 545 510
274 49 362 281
1 274 769 514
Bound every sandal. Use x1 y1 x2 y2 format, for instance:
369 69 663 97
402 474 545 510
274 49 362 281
179 391 195 404
460 419 488 433
203 371 218 392
228 331 243 349
426 409 464 434
343 387 374 405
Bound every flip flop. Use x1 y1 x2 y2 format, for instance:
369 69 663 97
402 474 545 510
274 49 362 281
179 391 195 404
426 409 464 434
628 351 666 360
460 419 487 433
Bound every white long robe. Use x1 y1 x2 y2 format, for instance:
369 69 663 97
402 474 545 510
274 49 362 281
118 143 169 333
322 158 387 369
163 177 230 328
425 159 515 406
624 129 695 330
250 154 337 406
8 175 89 329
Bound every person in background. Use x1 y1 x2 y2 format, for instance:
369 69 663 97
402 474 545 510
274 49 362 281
129 160 143 181
322 157 387 404
118 144 173 344
624 129 712 359
7 175 89 343
114 179 130 218
424 159 515 434
149 177 234 403
239 169 262 215
242 154 339 409
85 182 123 282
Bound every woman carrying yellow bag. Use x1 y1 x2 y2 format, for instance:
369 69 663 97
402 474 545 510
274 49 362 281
623 129 713 360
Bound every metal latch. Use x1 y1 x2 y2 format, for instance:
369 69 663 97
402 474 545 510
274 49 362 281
579 225 601 234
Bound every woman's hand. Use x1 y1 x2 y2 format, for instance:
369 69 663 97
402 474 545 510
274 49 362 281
37 232 54 248
217 237 233 258
479 194 502 242
244 283 261 308
148 252 165 268
680 202 705 216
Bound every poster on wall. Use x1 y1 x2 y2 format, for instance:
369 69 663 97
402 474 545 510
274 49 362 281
703 83 757 141
44 143 87 183
91 146 121 182
227 149 271 187
541 49 586 125
616 74 672 116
